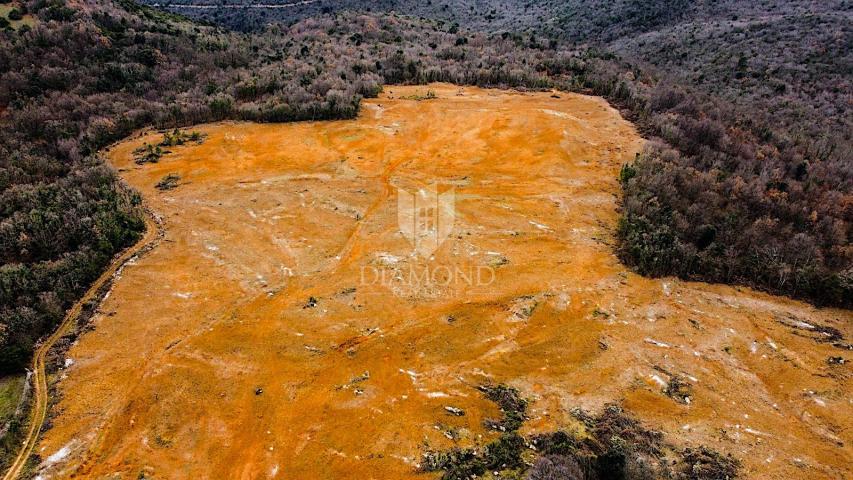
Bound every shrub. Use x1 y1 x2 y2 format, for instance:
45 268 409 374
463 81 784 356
479 383 528 432
424 391 738 480
155 173 180 191
679 447 739 480
133 144 164 164
527 454 584 480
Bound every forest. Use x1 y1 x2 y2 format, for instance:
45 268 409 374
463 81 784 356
0 0 850 375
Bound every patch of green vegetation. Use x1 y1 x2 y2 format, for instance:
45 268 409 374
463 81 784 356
134 130 205 164
421 384 529 479
422 386 740 480
133 143 164 164
478 383 528 432
0 374 28 471
401 90 437 101
421 432 526 480
0 375 26 425
153 434 173 448
618 161 637 184
680 446 739 479
160 128 205 147
155 173 180 191
114 0 196 28
664 375 693 405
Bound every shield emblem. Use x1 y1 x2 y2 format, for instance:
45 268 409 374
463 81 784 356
397 185 455 258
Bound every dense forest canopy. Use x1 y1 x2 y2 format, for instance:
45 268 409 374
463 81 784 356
0 0 850 375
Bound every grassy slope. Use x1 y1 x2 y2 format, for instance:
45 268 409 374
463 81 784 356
0 376 26 426
0 374 28 471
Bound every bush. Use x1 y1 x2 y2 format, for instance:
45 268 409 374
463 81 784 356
155 173 180 191
527 455 583 480
484 433 525 470
679 447 739 480
479 383 528 432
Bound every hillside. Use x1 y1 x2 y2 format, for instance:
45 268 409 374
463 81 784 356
139 0 853 139
0 0 585 377
35 84 853 480
0 0 850 477
138 0 853 305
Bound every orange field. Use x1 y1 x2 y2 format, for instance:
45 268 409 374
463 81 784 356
35 84 851 479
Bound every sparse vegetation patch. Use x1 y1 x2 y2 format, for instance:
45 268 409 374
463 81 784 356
422 386 739 480
134 130 205 164
159 129 206 147
478 383 528 432
401 90 438 101
133 143 165 164
155 173 180 191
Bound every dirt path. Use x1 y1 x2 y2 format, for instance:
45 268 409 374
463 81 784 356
1 211 161 480
29 84 852 480
153 0 317 9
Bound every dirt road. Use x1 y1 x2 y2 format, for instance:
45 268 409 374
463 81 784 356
1 212 161 480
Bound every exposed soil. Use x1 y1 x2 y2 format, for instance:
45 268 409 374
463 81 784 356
35 84 851 479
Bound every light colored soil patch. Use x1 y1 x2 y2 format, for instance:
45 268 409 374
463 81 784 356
0 4 36 29
37 84 851 479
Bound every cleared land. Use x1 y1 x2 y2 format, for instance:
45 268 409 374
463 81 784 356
34 84 851 479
